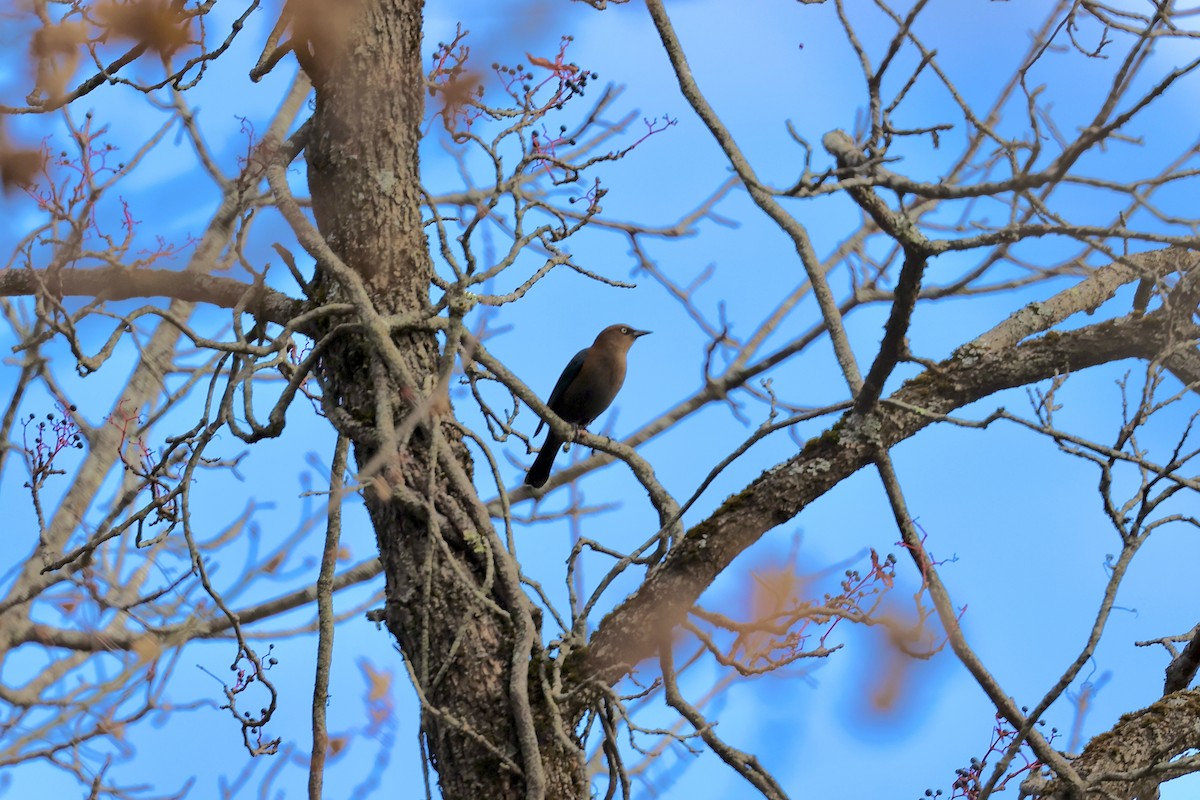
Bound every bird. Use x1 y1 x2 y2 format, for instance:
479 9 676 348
524 324 651 488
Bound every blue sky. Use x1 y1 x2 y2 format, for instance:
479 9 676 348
2 1 1199 798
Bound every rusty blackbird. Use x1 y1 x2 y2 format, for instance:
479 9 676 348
524 324 650 488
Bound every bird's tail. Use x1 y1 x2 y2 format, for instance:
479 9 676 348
524 431 563 488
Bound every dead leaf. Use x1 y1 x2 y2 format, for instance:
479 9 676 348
0 146 44 192
131 632 163 663
29 22 86 102
94 0 191 57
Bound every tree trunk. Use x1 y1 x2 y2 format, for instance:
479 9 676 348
303 0 583 796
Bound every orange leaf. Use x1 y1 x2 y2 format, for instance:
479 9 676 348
358 659 393 703
525 52 577 74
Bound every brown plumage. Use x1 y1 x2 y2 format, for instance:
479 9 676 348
524 324 650 488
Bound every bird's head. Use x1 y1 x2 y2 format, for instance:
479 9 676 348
595 324 651 352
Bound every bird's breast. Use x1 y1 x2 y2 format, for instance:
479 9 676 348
557 352 626 425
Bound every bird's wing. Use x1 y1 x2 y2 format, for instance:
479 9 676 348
534 348 588 436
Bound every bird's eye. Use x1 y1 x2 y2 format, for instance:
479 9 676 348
621 326 629 334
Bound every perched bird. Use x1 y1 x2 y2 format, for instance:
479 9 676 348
524 324 651 488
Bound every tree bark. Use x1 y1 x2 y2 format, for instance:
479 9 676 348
1035 689 1200 800
302 0 582 796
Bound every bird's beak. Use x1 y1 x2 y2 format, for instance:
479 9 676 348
632 329 652 338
